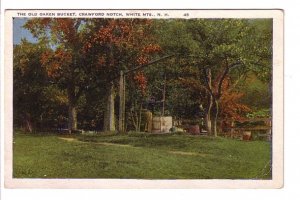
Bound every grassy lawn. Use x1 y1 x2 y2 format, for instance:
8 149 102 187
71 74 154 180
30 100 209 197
13 131 272 179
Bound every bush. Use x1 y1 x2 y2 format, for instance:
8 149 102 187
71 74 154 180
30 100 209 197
246 108 271 119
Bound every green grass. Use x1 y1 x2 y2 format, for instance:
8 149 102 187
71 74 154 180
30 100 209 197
13 131 272 179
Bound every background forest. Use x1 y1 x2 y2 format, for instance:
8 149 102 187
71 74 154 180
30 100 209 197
13 18 272 137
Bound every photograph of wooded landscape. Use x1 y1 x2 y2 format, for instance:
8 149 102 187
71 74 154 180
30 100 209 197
13 17 273 179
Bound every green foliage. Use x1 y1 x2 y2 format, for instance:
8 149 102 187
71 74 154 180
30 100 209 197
235 120 266 128
167 85 202 119
13 40 68 131
246 108 271 119
151 19 272 135
237 73 272 110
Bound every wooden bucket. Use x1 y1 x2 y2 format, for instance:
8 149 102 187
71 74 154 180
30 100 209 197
188 125 200 135
243 131 252 141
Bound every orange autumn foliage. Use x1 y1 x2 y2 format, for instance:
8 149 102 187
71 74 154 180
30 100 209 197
142 44 161 54
40 48 72 78
133 72 147 96
27 19 161 95
52 19 78 43
82 19 161 68
136 55 150 65
219 78 251 128
80 19 161 93
25 19 81 79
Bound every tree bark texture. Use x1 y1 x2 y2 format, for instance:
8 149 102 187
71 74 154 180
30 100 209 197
68 103 77 132
118 71 125 132
67 84 78 132
206 95 213 135
212 100 219 137
206 68 213 135
24 113 33 133
104 82 116 131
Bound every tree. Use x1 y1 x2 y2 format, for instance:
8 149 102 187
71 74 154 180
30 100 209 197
219 77 251 131
81 19 161 131
24 18 162 133
185 19 272 136
24 19 88 132
14 39 68 132
20 18 272 136
153 19 272 136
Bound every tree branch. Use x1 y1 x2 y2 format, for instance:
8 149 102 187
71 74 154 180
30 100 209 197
202 67 214 98
75 86 85 101
216 61 242 99
124 54 175 75
216 66 229 99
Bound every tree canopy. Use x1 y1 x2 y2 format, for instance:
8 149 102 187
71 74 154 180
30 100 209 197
14 18 272 136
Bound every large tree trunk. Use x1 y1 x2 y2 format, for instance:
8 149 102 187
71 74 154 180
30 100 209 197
68 102 77 132
104 82 116 131
138 103 142 132
212 100 219 137
162 73 166 116
118 71 126 132
67 86 77 133
206 68 213 136
24 113 33 133
129 100 144 132
206 97 213 135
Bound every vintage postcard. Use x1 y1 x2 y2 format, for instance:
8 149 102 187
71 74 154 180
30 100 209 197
4 9 283 188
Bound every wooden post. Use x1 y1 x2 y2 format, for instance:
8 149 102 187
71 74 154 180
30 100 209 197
162 73 166 117
230 121 235 138
119 71 123 132
116 55 174 132
119 71 125 132
122 72 126 131
104 82 115 131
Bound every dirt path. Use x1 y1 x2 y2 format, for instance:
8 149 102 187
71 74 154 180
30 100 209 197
59 137 208 157
59 137 136 148
167 150 208 157
59 137 78 142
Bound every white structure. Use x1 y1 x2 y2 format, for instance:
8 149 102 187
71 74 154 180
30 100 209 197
152 116 173 133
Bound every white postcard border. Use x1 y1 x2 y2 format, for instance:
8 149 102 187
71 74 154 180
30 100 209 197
4 9 284 189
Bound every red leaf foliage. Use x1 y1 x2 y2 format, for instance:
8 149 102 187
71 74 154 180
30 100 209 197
133 72 147 95
219 78 251 128
40 48 72 78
